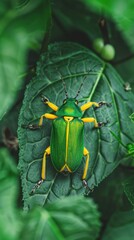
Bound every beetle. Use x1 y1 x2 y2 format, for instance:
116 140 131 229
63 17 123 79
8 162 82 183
24 82 110 194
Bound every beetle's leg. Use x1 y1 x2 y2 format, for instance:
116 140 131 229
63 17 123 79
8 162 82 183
82 147 90 180
82 148 94 195
22 124 41 130
82 117 98 128
83 180 94 196
82 117 108 128
94 101 112 110
22 114 57 129
30 146 50 195
41 95 59 111
39 113 57 126
81 102 99 111
41 146 50 180
81 101 111 111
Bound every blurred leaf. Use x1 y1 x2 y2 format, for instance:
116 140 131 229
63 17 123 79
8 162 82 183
90 166 126 222
52 0 134 90
83 0 134 50
19 196 101 240
18 42 134 208
0 102 20 142
0 0 51 120
52 0 131 59
129 112 134 122
102 210 134 240
52 0 100 40
0 148 19 240
127 143 134 157
123 175 134 207
16 0 30 8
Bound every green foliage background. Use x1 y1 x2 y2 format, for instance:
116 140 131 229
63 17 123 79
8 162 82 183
0 0 134 240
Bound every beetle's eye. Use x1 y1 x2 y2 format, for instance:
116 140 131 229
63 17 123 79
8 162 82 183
75 100 78 104
63 99 67 104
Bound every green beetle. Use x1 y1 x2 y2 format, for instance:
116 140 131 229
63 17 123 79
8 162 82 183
26 87 109 194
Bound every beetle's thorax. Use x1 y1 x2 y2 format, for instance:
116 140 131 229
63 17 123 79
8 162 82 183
64 116 73 122
56 98 82 117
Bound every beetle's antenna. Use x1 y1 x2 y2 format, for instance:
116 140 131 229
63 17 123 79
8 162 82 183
75 70 91 99
75 82 84 99
61 78 68 99
57 68 69 99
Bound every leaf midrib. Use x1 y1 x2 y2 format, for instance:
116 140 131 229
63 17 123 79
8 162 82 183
35 210 65 240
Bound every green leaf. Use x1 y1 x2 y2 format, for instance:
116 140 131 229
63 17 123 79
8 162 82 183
0 102 20 142
83 0 134 50
18 42 134 208
91 166 128 222
0 0 51 120
129 113 134 122
19 196 101 240
52 0 100 40
52 0 131 57
0 148 19 240
52 0 134 88
102 210 134 240
123 175 134 207
127 143 134 157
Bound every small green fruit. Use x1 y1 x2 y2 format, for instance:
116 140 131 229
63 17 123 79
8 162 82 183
101 44 115 61
93 38 104 53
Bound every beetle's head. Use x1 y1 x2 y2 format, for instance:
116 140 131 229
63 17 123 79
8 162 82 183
56 79 84 117
56 74 88 117
56 98 82 117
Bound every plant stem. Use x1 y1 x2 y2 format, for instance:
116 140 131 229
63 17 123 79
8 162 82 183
114 53 134 65
98 17 110 44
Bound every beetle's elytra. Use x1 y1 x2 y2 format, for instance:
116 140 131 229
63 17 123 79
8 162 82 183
24 89 109 194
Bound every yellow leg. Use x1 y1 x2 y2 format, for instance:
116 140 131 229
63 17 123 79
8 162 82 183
82 117 98 128
46 101 58 111
82 147 90 180
30 146 50 194
81 102 99 111
39 113 58 126
41 146 50 180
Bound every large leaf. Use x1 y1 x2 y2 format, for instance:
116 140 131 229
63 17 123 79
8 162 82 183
18 42 134 209
19 196 101 240
102 210 134 240
0 148 19 240
0 0 51 120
